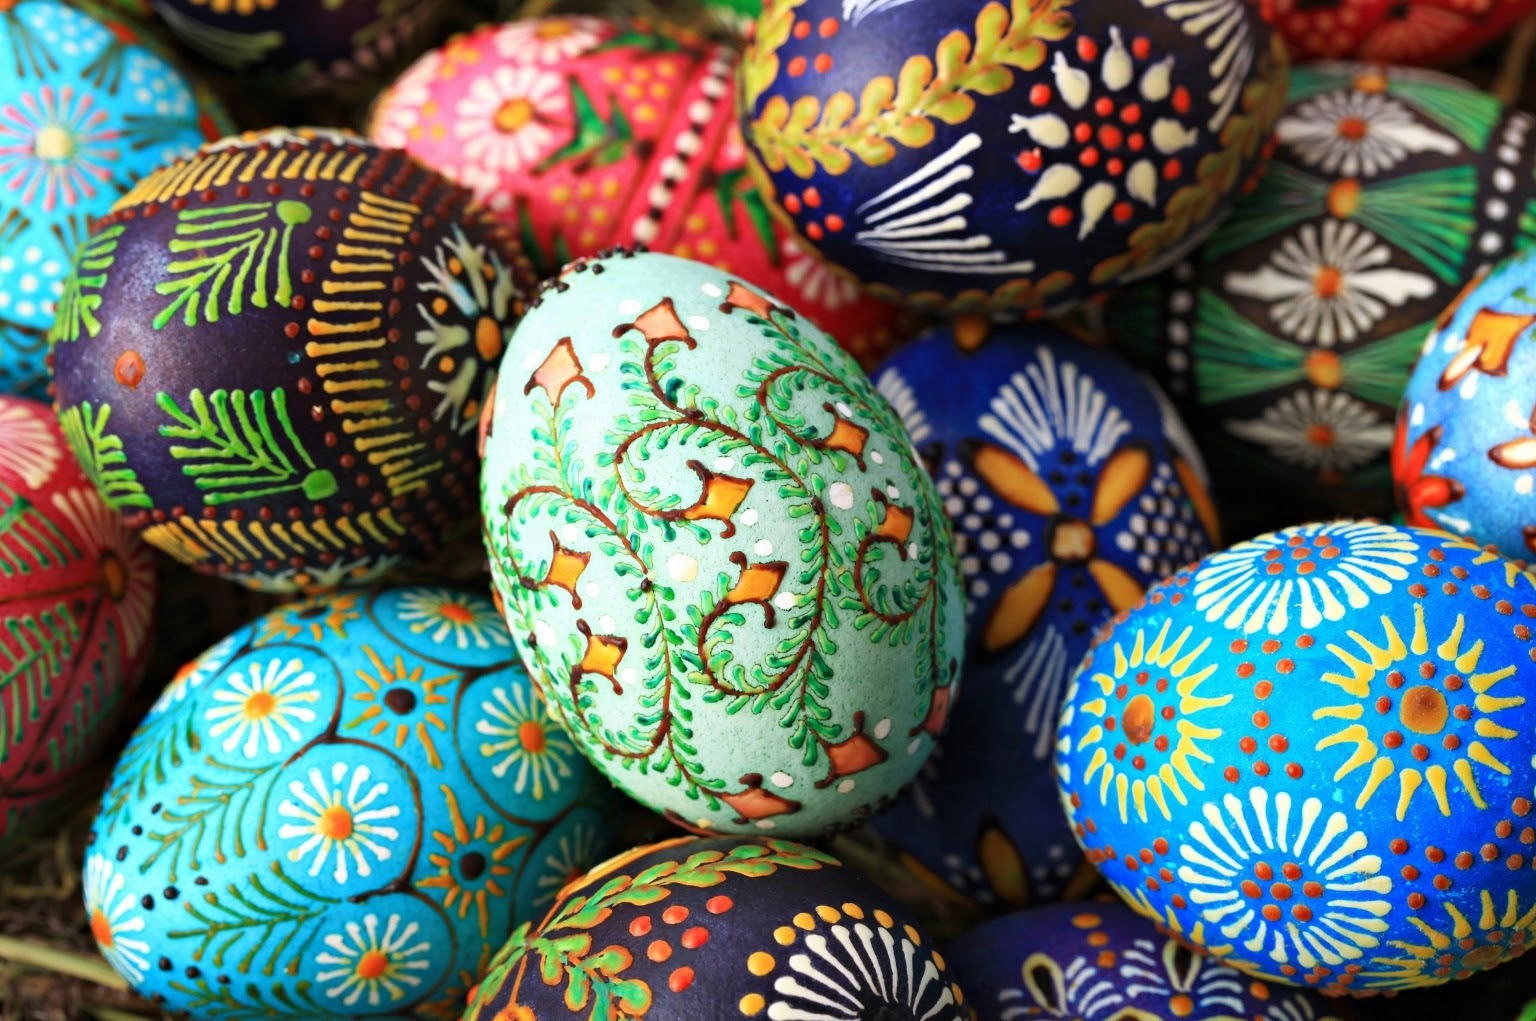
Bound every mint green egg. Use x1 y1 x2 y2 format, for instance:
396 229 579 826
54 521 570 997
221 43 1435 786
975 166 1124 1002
479 251 965 837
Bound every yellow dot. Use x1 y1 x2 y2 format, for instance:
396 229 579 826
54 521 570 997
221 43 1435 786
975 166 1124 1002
591 207 609 225
602 67 623 83
904 924 922 946
633 66 651 81
601 179 619 198
739 993 765 1016
635 104 657 123
932 950 946 971
773 926 796 946
873 910 894 928
815 905 840 923
793 912 815 930
686 213 708 232
747 951 776 976
577 181 594 198
697 239 718 257
841 903 864 919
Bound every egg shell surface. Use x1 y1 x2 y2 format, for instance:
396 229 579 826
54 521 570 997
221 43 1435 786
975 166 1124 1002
150 0 444 94
85 586 622 1018
1271 1 1536 67
0 396 156 851
947 900 1350 1021
1056 520 1536 995
0 0 228 399
367 16 915 368
479 249 965 837
736 0 1288 315
1396 246 1536 563
867 322 1219 912
1110 63 1536 532
49 133 535 594
462 835 971 1021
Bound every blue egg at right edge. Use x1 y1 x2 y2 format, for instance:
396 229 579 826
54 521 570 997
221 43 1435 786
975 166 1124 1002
868 321 1220 914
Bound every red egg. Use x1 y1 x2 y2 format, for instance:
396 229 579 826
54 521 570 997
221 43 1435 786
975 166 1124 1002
367 16 917 368
0 396 156 851
1271 0 1536 66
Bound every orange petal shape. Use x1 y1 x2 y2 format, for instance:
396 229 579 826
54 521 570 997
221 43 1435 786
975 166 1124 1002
971 444 1059 516
1174 457 1221 547
976 819 1030 908
981 562 1055 653
1087 558 1146 614
1090 445 1152 525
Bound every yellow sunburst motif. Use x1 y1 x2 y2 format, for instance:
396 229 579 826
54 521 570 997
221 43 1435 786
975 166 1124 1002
1313 604 1525 819
348 645 454 768
259 593 364 643
1067 619 1232 824
1364 889 1536 990
1433 532 1536 591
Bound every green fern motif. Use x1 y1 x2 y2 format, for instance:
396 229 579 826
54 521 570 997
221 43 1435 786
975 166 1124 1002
168 862 335 975
0 603 78 748
1355 167 1477 285
0 482 80 575
50 224 124 344
58 401 152 510
158 388 338 506
154 201 312 329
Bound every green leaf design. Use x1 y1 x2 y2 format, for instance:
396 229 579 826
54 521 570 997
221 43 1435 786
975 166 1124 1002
0 602 78 748
152 1 284 70
714 168 778 256
157 388 338 506
1355 166 1477 285
58 401 152 510
144 758 284 882
98 711 203 830
168 862 336 976
535 77 636 174
50 224 123 344
154 200 311 329
0 483 80 575
165 974 329 1021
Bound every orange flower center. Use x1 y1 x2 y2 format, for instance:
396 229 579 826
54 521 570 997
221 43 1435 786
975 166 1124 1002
1306 424 1336 448
356 949 391 981
1335 116 1369 140
1121 694 1156 746
519 720 547 753
494 98 535 134
1313 265 1344 299
1401 685 1449 735
90 910 114 947
440 602 477 625
475 317 504 361
244 690 277 718
100 552 128 601
320 805 354 841
535 21 572 39
1169 994 1195 1017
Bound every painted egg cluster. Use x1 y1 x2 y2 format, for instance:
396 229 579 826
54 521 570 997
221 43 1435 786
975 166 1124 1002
49 131 535 594
464 835 971 1021
1111 63 1536 530
85 587 621 1017
867 322 1219 912
1396 246 1536 563
479 250 965 837
0 396 156 852
737 0 1288 315
368 16 914 367
1271 0 1536 67
0 0 228 399
150 0 445 95
948 900 1348 1021
1056 520 1536 995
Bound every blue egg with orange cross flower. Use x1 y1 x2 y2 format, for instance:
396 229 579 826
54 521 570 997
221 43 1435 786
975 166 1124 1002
868 320 1219 917
83 587 622 1019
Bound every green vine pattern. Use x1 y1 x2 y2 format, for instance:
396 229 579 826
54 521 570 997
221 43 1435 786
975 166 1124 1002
154 200 311 329
58 401 152 510
142 757 286 882
157 388 338 506
494 294 954 813
469 840 836 1018
0 602 79 748
167 862 337 976
742 0 1074 177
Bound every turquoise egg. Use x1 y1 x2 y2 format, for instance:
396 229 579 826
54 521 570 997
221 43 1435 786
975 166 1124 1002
0 0 227 397
1056 521 1536 996
479 249 966 837
84 587 621 1018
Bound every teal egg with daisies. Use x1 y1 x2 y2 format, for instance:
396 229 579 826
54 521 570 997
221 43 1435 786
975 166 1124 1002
83 587 621 1018
0 0 228 398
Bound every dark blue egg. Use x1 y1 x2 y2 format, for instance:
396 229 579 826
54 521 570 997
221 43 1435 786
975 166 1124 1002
868 322 1218 914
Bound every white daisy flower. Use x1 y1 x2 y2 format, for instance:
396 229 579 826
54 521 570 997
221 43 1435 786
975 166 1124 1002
1276 87 1459 178
453 65 571 174
314 912 433 1007
276 762 402 883
204 656 321 758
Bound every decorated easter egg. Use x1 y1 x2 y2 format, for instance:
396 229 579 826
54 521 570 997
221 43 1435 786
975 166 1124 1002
0 396 156 851
463 835 970 1021
1112 64 1536 533
84 587 621 1017
866 322 1219 912
479 250 965 837
1395 246 1536 562
49 132 535 594
1271 1 1536 67
367 17 915 368
0 0 228 399
948 900 1349 1021
150 0 445 95
1056 520 1536 995
736 0 1288 315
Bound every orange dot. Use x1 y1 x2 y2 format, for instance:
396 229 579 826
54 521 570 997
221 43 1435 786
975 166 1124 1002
706 896 732 914
668 966 695 993
680 926 709 950
787 56 807 76
824 214 845 232
114 350 145 389
630 916 652 937
320 805 353 841
784 194 802 214
662 905 689 925
648 940 672 962
1313 265 1343 299
803 188 822 208
806 223 824 241
813 53 833 74
818 17 838 36
357 950 390 980
1048 207 1073 227
793 19 810 37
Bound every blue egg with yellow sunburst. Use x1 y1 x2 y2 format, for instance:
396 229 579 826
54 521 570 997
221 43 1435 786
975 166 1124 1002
83 587 621 1018
1057 521 1536 996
